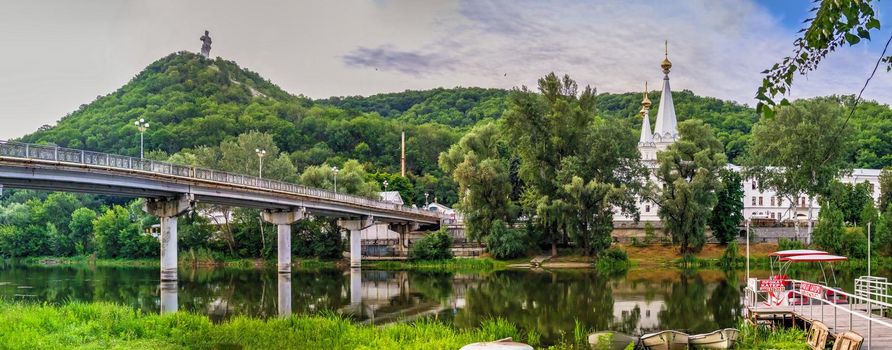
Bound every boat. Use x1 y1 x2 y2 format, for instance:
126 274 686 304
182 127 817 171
587 331 637 350
460 337 533 350
639 330 689 350
688 328 739 349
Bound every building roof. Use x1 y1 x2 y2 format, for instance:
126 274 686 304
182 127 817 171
378 191 404 205
653 42 678 141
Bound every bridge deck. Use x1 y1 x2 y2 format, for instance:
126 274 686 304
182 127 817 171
748 304 892 349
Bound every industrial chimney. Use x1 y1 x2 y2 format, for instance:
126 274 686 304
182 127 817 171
401 131 406 177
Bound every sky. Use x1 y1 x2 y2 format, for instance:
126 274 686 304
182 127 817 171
1 0 892 140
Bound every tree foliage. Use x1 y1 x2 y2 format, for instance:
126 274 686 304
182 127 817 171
652 120 727 254
710 169 744 244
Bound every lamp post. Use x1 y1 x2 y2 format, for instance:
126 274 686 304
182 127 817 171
134 119 149 159
255 149 267 179
332 166 339 194
383 180 389 192
424 192 429 207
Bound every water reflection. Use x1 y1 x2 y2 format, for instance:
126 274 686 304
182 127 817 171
0 264 766 345
160 281 178 314
278 273 291 317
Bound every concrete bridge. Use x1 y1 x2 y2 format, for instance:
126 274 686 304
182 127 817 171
0 141 442 280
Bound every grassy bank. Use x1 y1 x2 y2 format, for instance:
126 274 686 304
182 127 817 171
737 321 808 349
362 258 508 272
0 301 574 349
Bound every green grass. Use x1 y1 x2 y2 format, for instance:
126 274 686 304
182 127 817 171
362 258 508 272
736 320 808 349
0 300 610 349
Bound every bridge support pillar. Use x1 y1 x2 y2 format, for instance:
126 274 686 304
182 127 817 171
160 281 178 314
277 273 292 317
261 208 306 274
339 216 374 267
144 196 193 281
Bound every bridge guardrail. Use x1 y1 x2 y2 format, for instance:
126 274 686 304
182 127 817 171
0 140 442 220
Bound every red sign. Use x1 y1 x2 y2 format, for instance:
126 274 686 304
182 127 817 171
800 282 824 298
760 280 786 293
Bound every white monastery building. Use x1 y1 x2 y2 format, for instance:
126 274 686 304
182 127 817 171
615 44 882 228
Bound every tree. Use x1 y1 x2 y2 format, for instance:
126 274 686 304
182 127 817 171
880 167 892 212
710 169 744 244
651 119 727 254
812 203 846 255
299 159 380 198
69 208 97 255
439 122 515 241
503 73 642 256
745 99 853 241
93 205 156 259
217 131 297 182
756 0 885 116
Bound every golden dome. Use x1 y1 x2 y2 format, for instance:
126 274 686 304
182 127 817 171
661 40 672 73
641 81 651 109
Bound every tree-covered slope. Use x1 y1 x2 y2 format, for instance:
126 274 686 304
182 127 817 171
318 87 508 128
22 52 311 155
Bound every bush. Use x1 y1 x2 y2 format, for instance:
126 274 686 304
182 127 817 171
409 228 453 260
485 220 527 259
596 247 630 274
719 241 740 267
843 229 868 259
778 238 805 251
293 217 343 259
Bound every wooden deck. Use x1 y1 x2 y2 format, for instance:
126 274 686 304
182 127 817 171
748 304 892 349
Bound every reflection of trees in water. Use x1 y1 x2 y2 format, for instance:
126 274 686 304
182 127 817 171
612 304 641 335
658 271 715 332
708 270 741 328
454 270 614 344
409 272 454 303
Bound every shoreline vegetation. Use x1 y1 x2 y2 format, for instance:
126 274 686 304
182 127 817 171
0 300 807 350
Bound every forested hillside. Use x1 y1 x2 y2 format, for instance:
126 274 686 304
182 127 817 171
17 51 892 200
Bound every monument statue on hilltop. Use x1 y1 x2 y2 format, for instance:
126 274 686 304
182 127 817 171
200 30 212 58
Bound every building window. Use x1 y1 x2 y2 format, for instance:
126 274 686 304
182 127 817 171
751 181 756 190
771 197 775 206
645 205 650 213
758 197 763 206
800 197 805 207
751 197 756 206
770 212 775 219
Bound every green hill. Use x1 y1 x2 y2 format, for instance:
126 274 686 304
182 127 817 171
19 52 892 178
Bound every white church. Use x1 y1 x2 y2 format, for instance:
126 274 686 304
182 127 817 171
614 45 882 231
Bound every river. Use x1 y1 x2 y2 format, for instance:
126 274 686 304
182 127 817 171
0 263 861 345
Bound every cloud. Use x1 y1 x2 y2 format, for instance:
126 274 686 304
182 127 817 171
341 0 892 106
343 45 457 76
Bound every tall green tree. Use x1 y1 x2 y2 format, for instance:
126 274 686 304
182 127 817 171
710 169 744 244
503 73 643 256
745 99 854 241
651 119 727 254
879 167 892 212
439 122 515 241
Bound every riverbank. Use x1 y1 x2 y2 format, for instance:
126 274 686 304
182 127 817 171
0 301 540 349
0 300 808 349
362 258 508 272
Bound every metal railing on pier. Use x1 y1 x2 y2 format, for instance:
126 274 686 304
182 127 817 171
0 140 441 219
745 277 892 349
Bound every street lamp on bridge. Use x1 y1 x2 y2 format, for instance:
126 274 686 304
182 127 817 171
383 180 388 192
255 148 267 179
134 119 149 159
332 166 339 194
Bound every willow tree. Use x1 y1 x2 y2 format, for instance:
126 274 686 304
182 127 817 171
652 119 727 254
504 73 643 256
439 122 515 241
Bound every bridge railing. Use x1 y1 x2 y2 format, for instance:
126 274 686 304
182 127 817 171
0 140 441 219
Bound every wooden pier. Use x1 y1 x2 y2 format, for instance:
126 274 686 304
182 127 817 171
748 304 892 349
